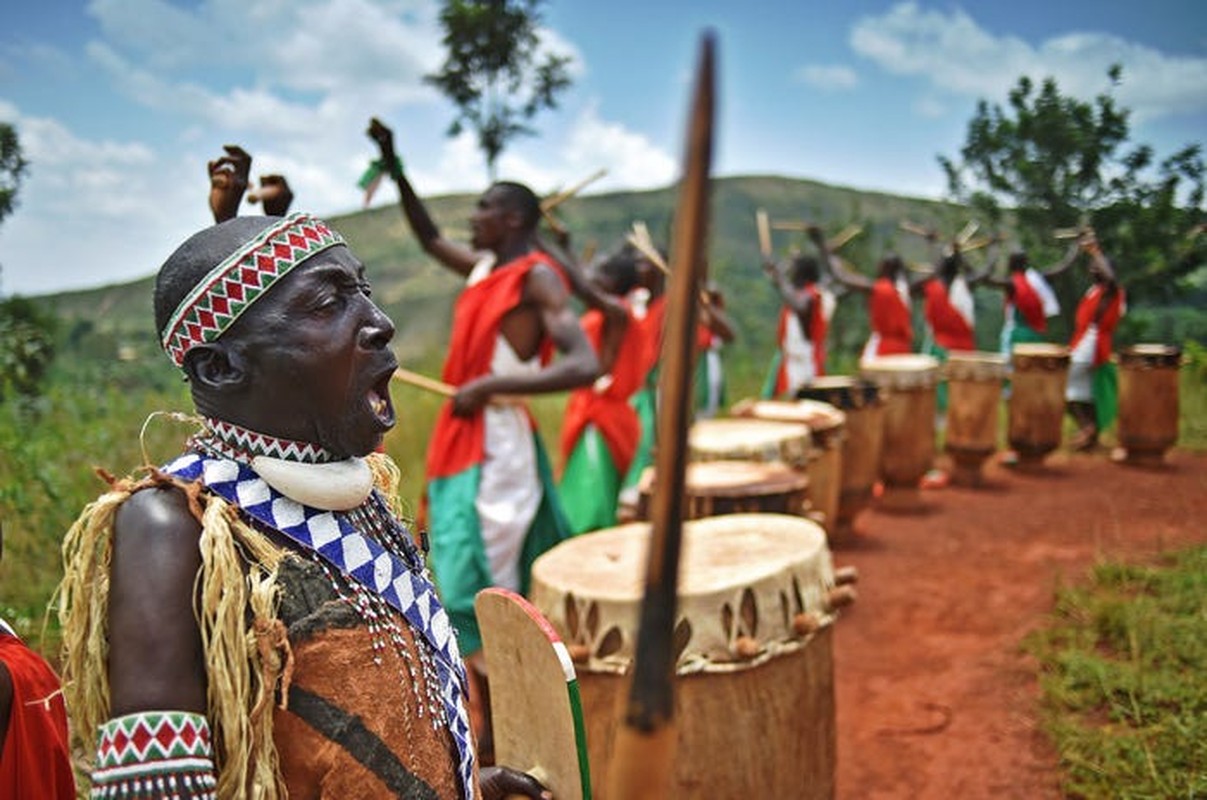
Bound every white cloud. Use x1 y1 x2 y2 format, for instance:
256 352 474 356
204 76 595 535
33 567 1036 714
851 1 1207 121
0 109 207 295
557 102 677 192
794 64 859 91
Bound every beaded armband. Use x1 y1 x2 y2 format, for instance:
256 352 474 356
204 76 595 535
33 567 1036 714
91 711 217 799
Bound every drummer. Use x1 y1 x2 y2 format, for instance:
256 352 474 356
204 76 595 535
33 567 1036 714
976 242 1080 354
618 244 667 510
696 281 737 418
761 225 836 398
559 248 647 533
1065 233 1126 451
824 241 925 365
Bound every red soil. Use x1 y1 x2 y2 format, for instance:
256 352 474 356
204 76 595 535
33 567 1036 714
830 449 1207 799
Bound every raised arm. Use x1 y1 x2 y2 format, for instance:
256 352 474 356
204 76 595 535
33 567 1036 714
208 145 251 223
825 254 874 293
701 287 735 343
367 118 480 277
1040 240 1083 279
535 232 628 327
763 258 817 317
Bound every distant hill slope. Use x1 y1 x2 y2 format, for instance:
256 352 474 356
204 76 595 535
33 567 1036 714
38 175 986 375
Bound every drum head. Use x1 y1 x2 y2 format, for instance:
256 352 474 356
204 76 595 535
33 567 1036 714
530 514 834 672
733 398 846 433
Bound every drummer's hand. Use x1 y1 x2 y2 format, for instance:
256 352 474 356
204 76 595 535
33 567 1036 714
257 174 294 216
208 145 251 223
452 376 494 417
480 766 553 800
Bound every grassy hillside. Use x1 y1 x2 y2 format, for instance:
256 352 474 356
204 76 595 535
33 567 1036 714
38 175 983 380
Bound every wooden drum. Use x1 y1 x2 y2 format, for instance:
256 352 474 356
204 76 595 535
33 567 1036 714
860 354 940 510
799 377 885 537
1116 344 1182 465
530 514 839 799
943 352 1008 486
635 461 810 520
1008 344 1069 467
731 399 846 537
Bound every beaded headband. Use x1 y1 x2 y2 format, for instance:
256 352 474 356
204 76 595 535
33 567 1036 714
160 212 345 367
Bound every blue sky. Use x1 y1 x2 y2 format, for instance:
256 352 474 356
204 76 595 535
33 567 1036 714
1 0 1204 294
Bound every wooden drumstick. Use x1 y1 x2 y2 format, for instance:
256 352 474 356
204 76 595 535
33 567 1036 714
756 208 772 257
827 224 863 251
606 31 714 800
541 168 608 213
956 220 979 245
626 227 713 308
391 367 521 406
899 219 934 239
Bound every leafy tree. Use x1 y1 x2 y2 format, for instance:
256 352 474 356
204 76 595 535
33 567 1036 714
939 66 1205 308
0 296 57 401
0 122 28 226
425 0 573 178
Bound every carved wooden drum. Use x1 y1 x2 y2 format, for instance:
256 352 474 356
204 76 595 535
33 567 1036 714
860 354 940 510
731 399 846 536
1008 343 1069 467
635 460 810 520
799 376 885 537
1116 344 1182 465
943 351 1008 486
530 513 839 799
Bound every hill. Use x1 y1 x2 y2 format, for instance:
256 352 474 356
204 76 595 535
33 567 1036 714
38 174 983 381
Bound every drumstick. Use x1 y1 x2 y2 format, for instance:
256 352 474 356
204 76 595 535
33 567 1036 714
827 224 862 251
898 220 933 239
541 207 568 237
625 229 713 308
540 168 608 213
392 366 455 396
955 220 979 245
391 367 521 406
605 31 714 800
756 208 772 257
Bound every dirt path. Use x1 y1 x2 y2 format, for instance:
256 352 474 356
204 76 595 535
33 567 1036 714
830 449 1207 799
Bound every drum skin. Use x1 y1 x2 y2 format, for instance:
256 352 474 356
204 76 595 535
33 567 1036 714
1008 344 1069 465
530 515 837 799
943 352 1007 485
635 461 810 520
799 378 884 536
1117 344 1181 464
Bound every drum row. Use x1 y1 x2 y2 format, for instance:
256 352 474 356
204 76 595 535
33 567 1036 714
515 342 1181 798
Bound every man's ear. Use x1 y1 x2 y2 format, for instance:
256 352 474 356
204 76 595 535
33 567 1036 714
182 342 249 391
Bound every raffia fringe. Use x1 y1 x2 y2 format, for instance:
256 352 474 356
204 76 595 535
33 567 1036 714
57 469 289 799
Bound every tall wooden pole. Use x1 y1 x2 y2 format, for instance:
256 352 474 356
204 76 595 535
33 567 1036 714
604 31 715 800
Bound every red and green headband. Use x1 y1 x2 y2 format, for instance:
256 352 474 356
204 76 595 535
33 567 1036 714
160 213 344 367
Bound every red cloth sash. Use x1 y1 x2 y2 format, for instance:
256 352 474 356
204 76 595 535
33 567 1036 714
870 276 913 355
774 283 828 394
560 306 645 476
1071 284 1125 366
1009 272 1047 333
923 278 975 351
0 634 75 799
425 252 558 481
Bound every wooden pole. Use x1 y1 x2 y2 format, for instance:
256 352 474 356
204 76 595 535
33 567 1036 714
604 31 715 800
827 224 863 251
392 366 455 396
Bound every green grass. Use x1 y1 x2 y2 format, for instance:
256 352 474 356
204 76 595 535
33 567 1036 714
1025 546 1207 799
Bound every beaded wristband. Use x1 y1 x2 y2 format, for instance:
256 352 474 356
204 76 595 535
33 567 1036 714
91 711 217 799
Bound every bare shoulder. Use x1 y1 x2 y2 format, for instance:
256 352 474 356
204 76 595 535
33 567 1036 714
109 484 207 714
523 259 571 307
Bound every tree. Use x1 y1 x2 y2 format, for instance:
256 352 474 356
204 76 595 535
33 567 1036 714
939 66 1205 308
0 122 28 227
425 0 573 178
